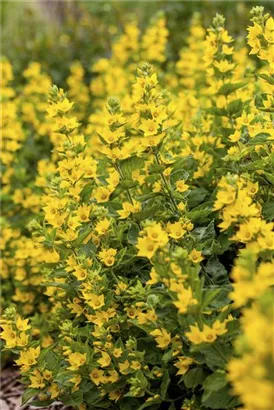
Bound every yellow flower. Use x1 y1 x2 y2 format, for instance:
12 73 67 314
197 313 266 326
1 325 17 348
176 180 189 193
214 60 235 73
48 383 59 399
174 356 194 375
99 248 117 266
213 188 236 210
130 360 141 370
186 324 218 344
136 236 159 259
102 128 123 144
145 223 169 247
86 294 105 310
140 119 159 136
118 359 130 374
146 267 159 285
117 202 132 219
107 370 119 383
173 287 197 314
42 248 60 263
113 347 123 358
43 370 53 380
29 370 45 389
15 316 31 331
200 325 218 343
150 328 171 349
97 351 111 367
95 218 111 235
189 249 204 264
222 44 234 55
212 320 227 336
42 335 54 348
15 346 40 372
77 205 91 222
67 352 87 371
69 374 82 388
93 187 111 203
109 390 121 402
166 221 186 239
178 202 186 211
90 369 106 386
56 98 74 113
228 130 241 142
186 325 204 345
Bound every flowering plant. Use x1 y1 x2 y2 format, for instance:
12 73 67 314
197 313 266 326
1 7 274 410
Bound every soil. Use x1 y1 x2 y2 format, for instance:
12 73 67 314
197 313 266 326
0 368 72 410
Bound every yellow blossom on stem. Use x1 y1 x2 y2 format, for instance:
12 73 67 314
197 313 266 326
150 328 171 349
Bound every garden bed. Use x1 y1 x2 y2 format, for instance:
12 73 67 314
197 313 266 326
0 368 72 410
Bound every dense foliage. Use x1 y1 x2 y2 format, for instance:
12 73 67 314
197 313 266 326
1 4 274 410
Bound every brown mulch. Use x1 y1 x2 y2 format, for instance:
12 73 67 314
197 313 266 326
0 368 71 410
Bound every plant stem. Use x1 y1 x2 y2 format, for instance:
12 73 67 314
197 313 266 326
114 161 142 231
154 149 179 215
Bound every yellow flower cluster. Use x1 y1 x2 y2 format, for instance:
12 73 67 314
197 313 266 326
228 292 274 410
1 7 274 410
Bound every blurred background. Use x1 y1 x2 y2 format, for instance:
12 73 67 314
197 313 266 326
2 0 274 85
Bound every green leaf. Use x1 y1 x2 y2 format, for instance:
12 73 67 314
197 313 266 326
264 172 274 185
202 288 222 308
206 107 226 116
255 93 274 112
202 385 240 409
218 82 246 96
226 99 244 116
183 368 207 389
162 349 173 363
120 156 144 179
240 158 265 171
80 182 94 201
120 398 142 410
61 390 84 407
186 202 213 223
43 350 60 371
149 163 166 173
30 399 54 407
203 371 228 392
137 397 162 410
199 343 232 370
133 203 160 221
120 179 139 189
170 169 189 184
247 133 269 145
160 369 170 399
73 226 92 247
193 220 215 242
146 293 160 307
21 388 38 405
187 188 209 209
136 192 163 202
207 286 233 310
84 387 109 407
128 223 139 245
258 73 274 85
204 259 228 285
137 338 162 365
262 201 274 221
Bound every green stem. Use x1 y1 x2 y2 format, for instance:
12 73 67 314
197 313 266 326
114 161 142 231
154 150 179 215
115 162 134 206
